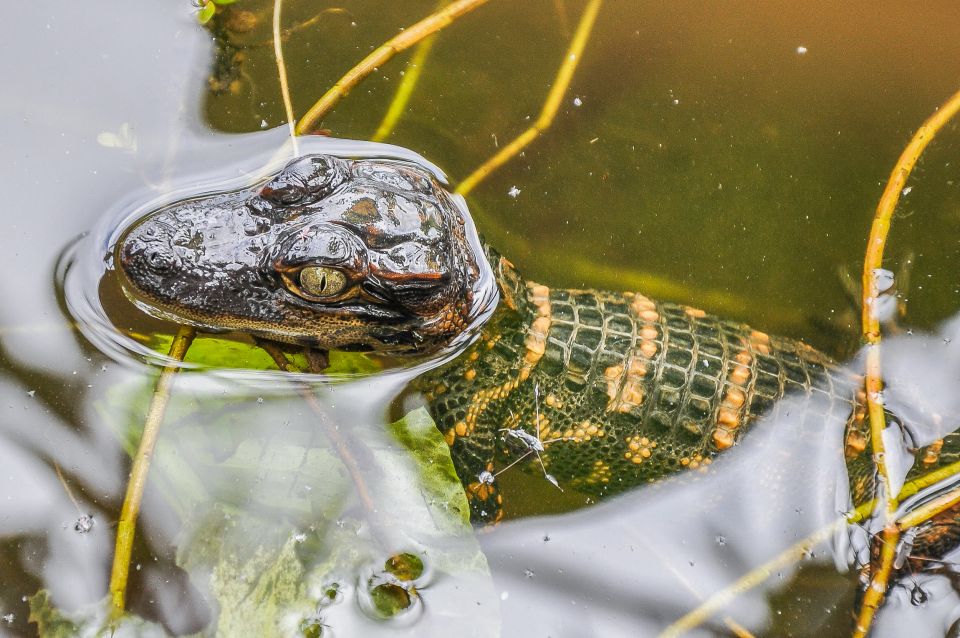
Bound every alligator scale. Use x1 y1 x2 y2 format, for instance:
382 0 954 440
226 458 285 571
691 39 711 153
115 152 959 556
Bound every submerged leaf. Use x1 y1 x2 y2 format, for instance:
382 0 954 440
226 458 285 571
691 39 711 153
28 591 169 638
144 333 379 375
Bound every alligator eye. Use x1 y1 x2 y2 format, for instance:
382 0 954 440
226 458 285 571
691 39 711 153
299 266 347 298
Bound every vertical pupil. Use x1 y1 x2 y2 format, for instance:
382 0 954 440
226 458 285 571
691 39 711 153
319 272 327 292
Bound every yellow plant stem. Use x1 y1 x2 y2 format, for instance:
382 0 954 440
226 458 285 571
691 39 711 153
296 0 491 135
658 520 842 638
455 0 602 196
109 325 195 616
372 0 449 142
897 485 960 530
273 0 299 156
853 86 960 638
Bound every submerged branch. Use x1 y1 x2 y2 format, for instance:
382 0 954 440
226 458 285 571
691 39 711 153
296 0 492 135
272 0 299 156
109 325 195 617
455 0 602 196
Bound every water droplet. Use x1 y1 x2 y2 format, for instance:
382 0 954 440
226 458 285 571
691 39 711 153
573 97 583 107
796 45 808 55
26 390 35 398
524 569 535 579
256 397 264 404
73 514 94 534
543 534 551 542
260 119 268 129
507 185 521 198
715 535 726 546
500 591 509 601
2 613 14 624
544 473 562 490
478 470 495 485
902 186 913 196
872 268 895 293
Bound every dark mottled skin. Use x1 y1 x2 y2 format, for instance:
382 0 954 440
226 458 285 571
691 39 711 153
116 153 960 569
118 155 490 354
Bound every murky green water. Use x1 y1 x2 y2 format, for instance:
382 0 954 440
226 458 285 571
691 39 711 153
6 1 960 636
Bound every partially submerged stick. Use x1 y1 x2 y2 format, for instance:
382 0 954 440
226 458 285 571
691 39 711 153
853 86 960 638
455 0 602 196
109 325 195 616
296 0 492 135
272 0 299 156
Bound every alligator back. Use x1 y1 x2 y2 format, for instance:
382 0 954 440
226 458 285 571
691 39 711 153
419 253 872 523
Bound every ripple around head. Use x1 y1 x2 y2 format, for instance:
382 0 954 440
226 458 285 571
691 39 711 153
57 135 498 389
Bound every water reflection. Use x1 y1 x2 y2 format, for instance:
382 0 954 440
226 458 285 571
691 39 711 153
28 141 960 636
478 318 960 637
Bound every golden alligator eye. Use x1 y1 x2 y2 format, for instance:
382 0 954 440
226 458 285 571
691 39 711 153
299 266 347 298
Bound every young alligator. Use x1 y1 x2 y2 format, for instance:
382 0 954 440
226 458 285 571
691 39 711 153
114 153 959 557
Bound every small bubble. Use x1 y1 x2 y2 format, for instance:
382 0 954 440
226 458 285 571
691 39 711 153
500 591 509 601
293 532 307 543
524 569 535 579
260 119 268 129
256 397 264 404
507 185 521 198
3 613 14 624
715 535 726 546
796 45 808 55
543 534 551 542
902 186 913 196
478 470 495 484
26 390 35 398
572 96 583 107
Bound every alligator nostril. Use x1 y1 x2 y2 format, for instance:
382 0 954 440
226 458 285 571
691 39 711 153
142 244 179 273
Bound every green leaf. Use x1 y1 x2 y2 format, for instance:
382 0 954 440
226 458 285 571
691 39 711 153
197 2 216 24
144 333 380 375
386 407 472 527
211 0 238 5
